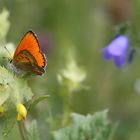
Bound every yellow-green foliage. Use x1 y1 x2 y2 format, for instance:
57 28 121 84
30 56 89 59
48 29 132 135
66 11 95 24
0 66 33 105
53 110 116 140
0 8 10 42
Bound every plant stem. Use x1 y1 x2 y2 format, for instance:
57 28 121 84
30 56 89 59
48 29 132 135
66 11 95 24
18 122 27 140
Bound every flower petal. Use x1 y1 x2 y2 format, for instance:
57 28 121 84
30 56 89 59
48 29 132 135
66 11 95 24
102 48 113 60
107 35 129 56
114 55 126 67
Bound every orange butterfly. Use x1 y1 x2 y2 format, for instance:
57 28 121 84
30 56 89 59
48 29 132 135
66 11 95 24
8 31 47 75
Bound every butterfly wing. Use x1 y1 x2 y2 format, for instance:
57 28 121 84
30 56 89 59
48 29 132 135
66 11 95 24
13 31 46 69
13 50 45 75
12 31 46 75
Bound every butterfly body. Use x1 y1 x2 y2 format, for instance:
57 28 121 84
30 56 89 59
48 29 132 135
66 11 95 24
8 31 46 75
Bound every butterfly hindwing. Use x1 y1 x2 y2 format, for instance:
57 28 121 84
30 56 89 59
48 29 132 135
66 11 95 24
13 50 45 75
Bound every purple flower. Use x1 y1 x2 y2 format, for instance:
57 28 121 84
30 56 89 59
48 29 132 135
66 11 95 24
102 35 129 67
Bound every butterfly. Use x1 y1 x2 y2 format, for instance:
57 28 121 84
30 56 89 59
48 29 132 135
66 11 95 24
8 30 47 75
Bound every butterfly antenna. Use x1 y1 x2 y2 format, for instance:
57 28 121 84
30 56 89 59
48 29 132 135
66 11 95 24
4 46 12 59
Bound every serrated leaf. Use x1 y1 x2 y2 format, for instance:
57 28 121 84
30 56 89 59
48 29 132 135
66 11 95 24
27 120 40 140
28 95 50 111
53 110 117 140
0 66 33 105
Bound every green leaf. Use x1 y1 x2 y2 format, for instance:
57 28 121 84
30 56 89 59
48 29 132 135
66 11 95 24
53 110 117 140
2 110 16 137
27 120 40 140
0 66 34 137
28 95 50 111
0 83 9 105
0 102 16 138
0 66 33 105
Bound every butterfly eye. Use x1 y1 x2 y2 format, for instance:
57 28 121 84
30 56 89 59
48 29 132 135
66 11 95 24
9 60 12 63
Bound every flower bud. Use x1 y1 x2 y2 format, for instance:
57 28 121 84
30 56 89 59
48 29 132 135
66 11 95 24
16 103 27 121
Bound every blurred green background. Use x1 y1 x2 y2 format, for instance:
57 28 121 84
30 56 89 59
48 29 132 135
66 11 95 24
1 0 140 140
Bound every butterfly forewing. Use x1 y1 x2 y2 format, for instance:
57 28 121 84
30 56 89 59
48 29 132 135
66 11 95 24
13 31 46 68
10 31 46 75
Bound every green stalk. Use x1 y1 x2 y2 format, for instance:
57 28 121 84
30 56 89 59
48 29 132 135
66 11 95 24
18 122 27 140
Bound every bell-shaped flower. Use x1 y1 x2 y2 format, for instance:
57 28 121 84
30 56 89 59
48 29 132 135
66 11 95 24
102 35 129 67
